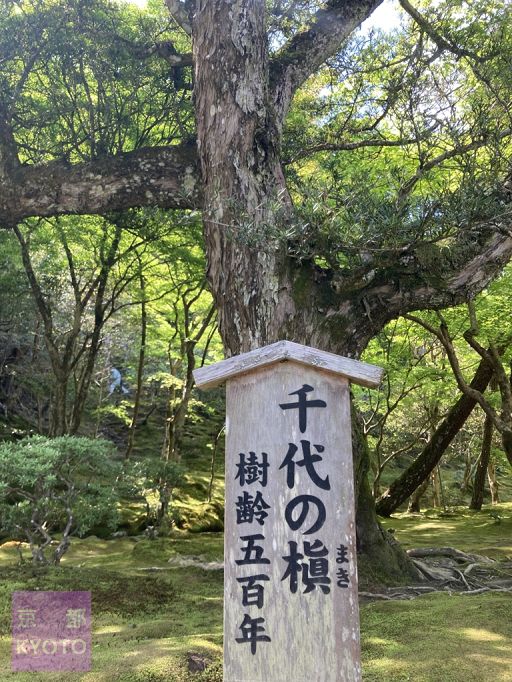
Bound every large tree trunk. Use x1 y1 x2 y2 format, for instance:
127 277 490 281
470 414 493 511
193 1 416 583
376 355 494 516
193 1 295 353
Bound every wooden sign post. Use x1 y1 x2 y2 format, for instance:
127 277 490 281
193 341 383 682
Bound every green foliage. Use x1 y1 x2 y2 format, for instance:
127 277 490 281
127 458 185 492
124 457 186 530
0 435 120 562
0 0 193 163
283 0 512 266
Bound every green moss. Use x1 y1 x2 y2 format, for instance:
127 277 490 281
361 592 512 681
1 506 511 680
381 502 512 559
0 565 175 628
0 537 223 682
1 515 512 681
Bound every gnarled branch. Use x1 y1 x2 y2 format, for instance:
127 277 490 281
115 35 193 68
316 211 512 354
404 312 506 432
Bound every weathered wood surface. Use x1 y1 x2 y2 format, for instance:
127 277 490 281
193 340 383 391
224 362 361 682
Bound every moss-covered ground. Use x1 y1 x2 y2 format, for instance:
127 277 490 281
380 503 512 560
0 503 511 680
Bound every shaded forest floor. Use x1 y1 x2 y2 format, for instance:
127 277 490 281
0 504 511 681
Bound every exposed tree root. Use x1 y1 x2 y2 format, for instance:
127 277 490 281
359 547 512 602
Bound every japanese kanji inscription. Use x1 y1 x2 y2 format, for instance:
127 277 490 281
193 341 383 682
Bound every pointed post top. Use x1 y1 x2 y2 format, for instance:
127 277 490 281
193 340 383 390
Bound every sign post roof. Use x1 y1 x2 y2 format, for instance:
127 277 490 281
193 339 383 390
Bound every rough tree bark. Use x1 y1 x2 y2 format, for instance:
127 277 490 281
376 355 494 516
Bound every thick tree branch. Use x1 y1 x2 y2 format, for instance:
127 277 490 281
0 144 201 225
115 35 193 67
312 211 512 355
270 0 384 122
164 0 192 36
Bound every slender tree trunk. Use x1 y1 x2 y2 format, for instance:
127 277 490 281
94 366 108 439
69 333 103 435
487 459 500 504
163 341 196 462
376 355 494 516
72 225 123 432
208 424 225 503
161 383 175 461
157 483 173 527
125 266 147 459
52 511 74 564
50 374 69 436
407 478 430 513
36 395 45 434
432 466 444 508
68 227 121 434
460 449 474 493
469 413 493 511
